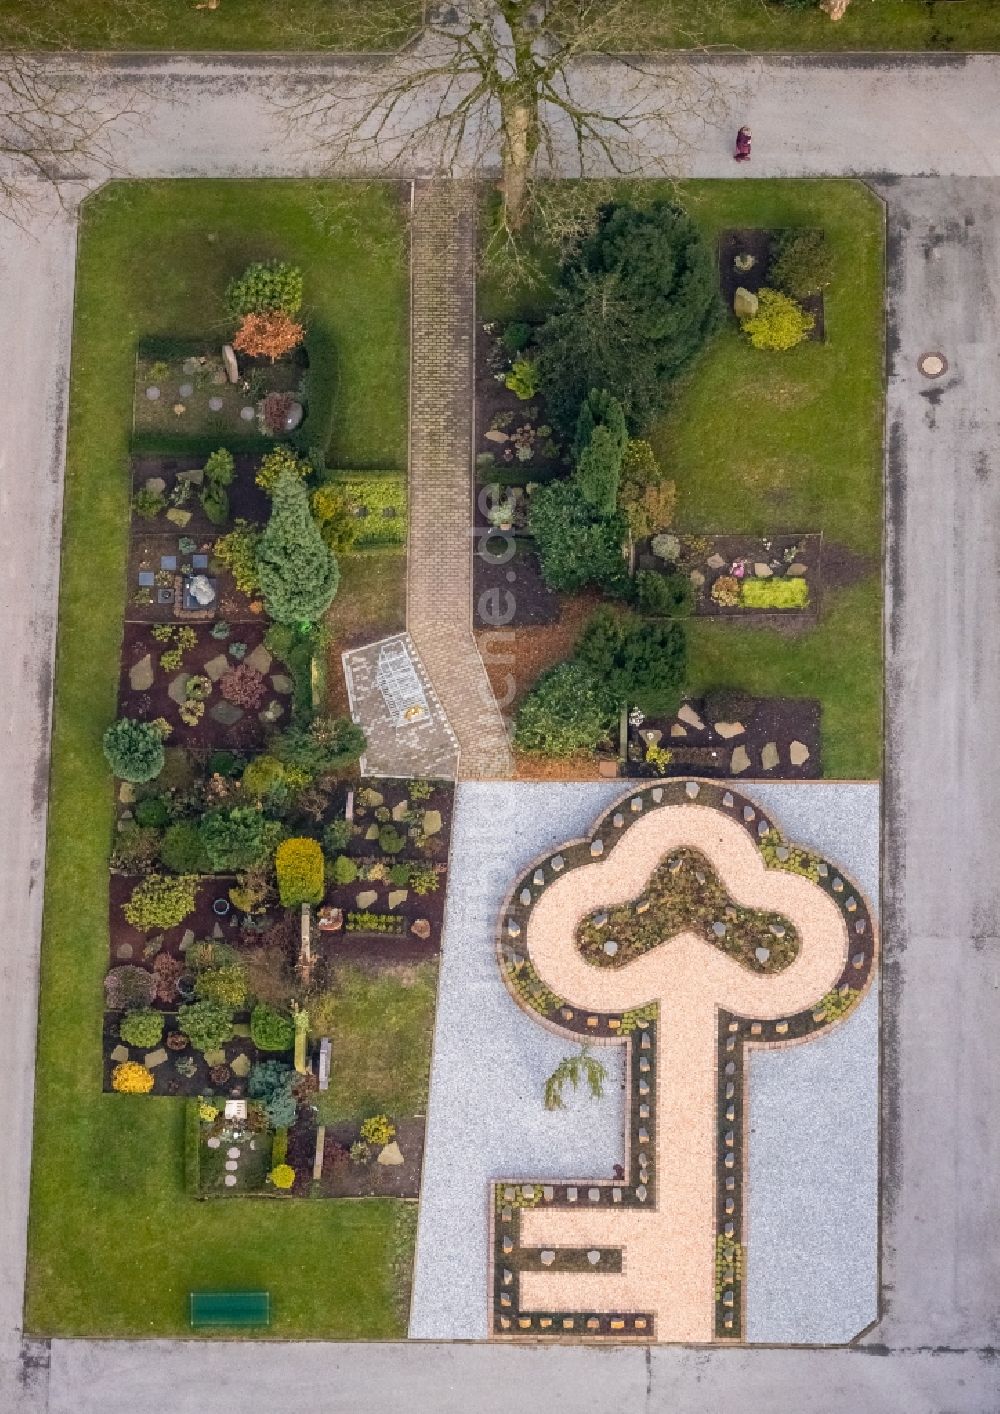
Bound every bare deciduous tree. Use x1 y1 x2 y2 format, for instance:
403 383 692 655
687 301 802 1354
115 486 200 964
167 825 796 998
282 1 719 247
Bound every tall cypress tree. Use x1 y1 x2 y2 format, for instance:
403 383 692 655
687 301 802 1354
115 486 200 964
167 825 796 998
255 470 339 625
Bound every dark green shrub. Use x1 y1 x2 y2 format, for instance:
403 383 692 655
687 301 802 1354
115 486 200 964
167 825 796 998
635 570 694 618
332 854 358 885
500 320 532 355
251 1003 295 1053
378 825 405 855
199 483 230 526
159 821 209 874
195 963 248 1009
208 749 243 779
119 1008 165 1049
528 479 629 594
256 472 339 624
133 487 166 520
514 661 613 756
323 819 355 853
771 229 834 300
573 388 628 461
389 863 410 886
575 608 688 717
537 201 721 435
177 998 234 1051
103 718 165 784
225 260 303 319
135 795 170 828
271 716 366 777
199 807 277 873
575 425 623 515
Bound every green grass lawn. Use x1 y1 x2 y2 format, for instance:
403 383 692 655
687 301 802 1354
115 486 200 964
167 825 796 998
480 178 883 779
315 964 439 1126
26 180 412 1340
2 0 995 50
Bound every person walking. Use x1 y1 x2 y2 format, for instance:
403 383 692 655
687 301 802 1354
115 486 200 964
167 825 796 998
734 126 752 162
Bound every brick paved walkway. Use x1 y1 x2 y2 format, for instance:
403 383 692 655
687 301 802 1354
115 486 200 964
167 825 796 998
407 179 512 780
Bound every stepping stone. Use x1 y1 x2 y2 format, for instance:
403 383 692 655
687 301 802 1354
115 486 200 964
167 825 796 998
422 809 442 836
225 1160 238 1172
118 782 136 804
179 383 194 398
209 701 244 725
356 890 378 908
240 407 255 422
677 703 705 731
110 1044 130 1063
755 946 771 965
365 824 379 841
789 740 811 766
167 673 190 705
144 476 166 495
376 1141 404 1166
391 801 409 821
706 553 726 570
145 386 160 401
165 508 191 528
160 555 178 571
786 563 808 577
258 700 285 725
116 943 133 961
484 429 508 443
761 742 780 771
227 1146 240 1158
209 397 224 412
388 890 408 908
180 929 195 950
540 1250 555 1266
224 1174 238 1186
587 1250 601 1265
753 562 772 578
207 1137 221 1149
204 653 230 681
203 1049 226 1067
144 1048 167 1069
270 673 293 694
714 721 744 739
245 644 272 675
669 724 687 738
230 1053 251 1078
730 746 751 775
129 653 155 692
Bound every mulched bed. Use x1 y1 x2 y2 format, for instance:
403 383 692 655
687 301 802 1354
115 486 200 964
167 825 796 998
304 1116 426 1199
102 1011 258 1098
475 322 567 485
635 532 822 622
107 873 245 982
132 452 270 535
718 228 825 341
625 696 821 780
117 621 292 750
474 535 561 629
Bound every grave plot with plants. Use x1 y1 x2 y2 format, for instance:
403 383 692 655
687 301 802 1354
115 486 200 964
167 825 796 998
475 181 883 782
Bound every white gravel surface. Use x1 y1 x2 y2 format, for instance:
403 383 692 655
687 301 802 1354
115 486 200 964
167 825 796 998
411 780 880 1343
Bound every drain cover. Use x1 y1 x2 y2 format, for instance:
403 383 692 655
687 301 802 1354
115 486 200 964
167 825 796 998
918 352 948 378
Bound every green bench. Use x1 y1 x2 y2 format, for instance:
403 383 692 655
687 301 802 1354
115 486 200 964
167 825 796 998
189 1290 270 1328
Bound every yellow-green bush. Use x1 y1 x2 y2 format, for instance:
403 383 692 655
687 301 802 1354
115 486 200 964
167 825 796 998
111 1061 155 1094
275 837 324 907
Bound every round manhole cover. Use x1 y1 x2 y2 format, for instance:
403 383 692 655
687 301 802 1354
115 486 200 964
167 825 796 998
918 352 948 378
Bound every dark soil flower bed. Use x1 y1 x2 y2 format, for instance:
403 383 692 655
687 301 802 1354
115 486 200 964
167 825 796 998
635 532 823 620
475 322 567 485
300 1116 425 1199
117 621 292 749
473 534 561 629
718 228 825 341
131 452 270 535
626 696 821 781
576 846 800 974
126 530 261 624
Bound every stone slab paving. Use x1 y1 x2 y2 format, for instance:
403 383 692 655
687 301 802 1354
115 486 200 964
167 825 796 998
407 180 512 781
342 631 458 780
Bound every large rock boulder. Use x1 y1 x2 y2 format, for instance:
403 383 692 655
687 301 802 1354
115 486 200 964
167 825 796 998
734 287 759 319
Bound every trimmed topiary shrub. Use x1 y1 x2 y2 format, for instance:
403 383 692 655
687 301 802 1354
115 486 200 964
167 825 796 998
332 854 358 885
103 718 165 783
122 874 198 931
111 1061 154 1094
119 1009 165 1049
251 1003 296 1053
177 998 234 1052
528 478 629 595
575 607 688 717
574 425 623 515
740 288 815 351
635 570 694 618
514 661 613 756
269 1163 295 1190
275 837 324 907
740 576 810 609
159 821 209 874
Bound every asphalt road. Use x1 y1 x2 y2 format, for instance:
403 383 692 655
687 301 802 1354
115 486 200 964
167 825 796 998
2 51 1000 1414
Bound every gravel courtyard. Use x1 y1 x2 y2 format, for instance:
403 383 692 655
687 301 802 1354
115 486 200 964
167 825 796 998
410 780 879 1343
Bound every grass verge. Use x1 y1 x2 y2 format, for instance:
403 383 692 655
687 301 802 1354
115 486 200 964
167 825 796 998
26 180 411 1339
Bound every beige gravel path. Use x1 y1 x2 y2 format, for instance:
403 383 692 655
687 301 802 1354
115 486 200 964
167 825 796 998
519 803 850 1342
